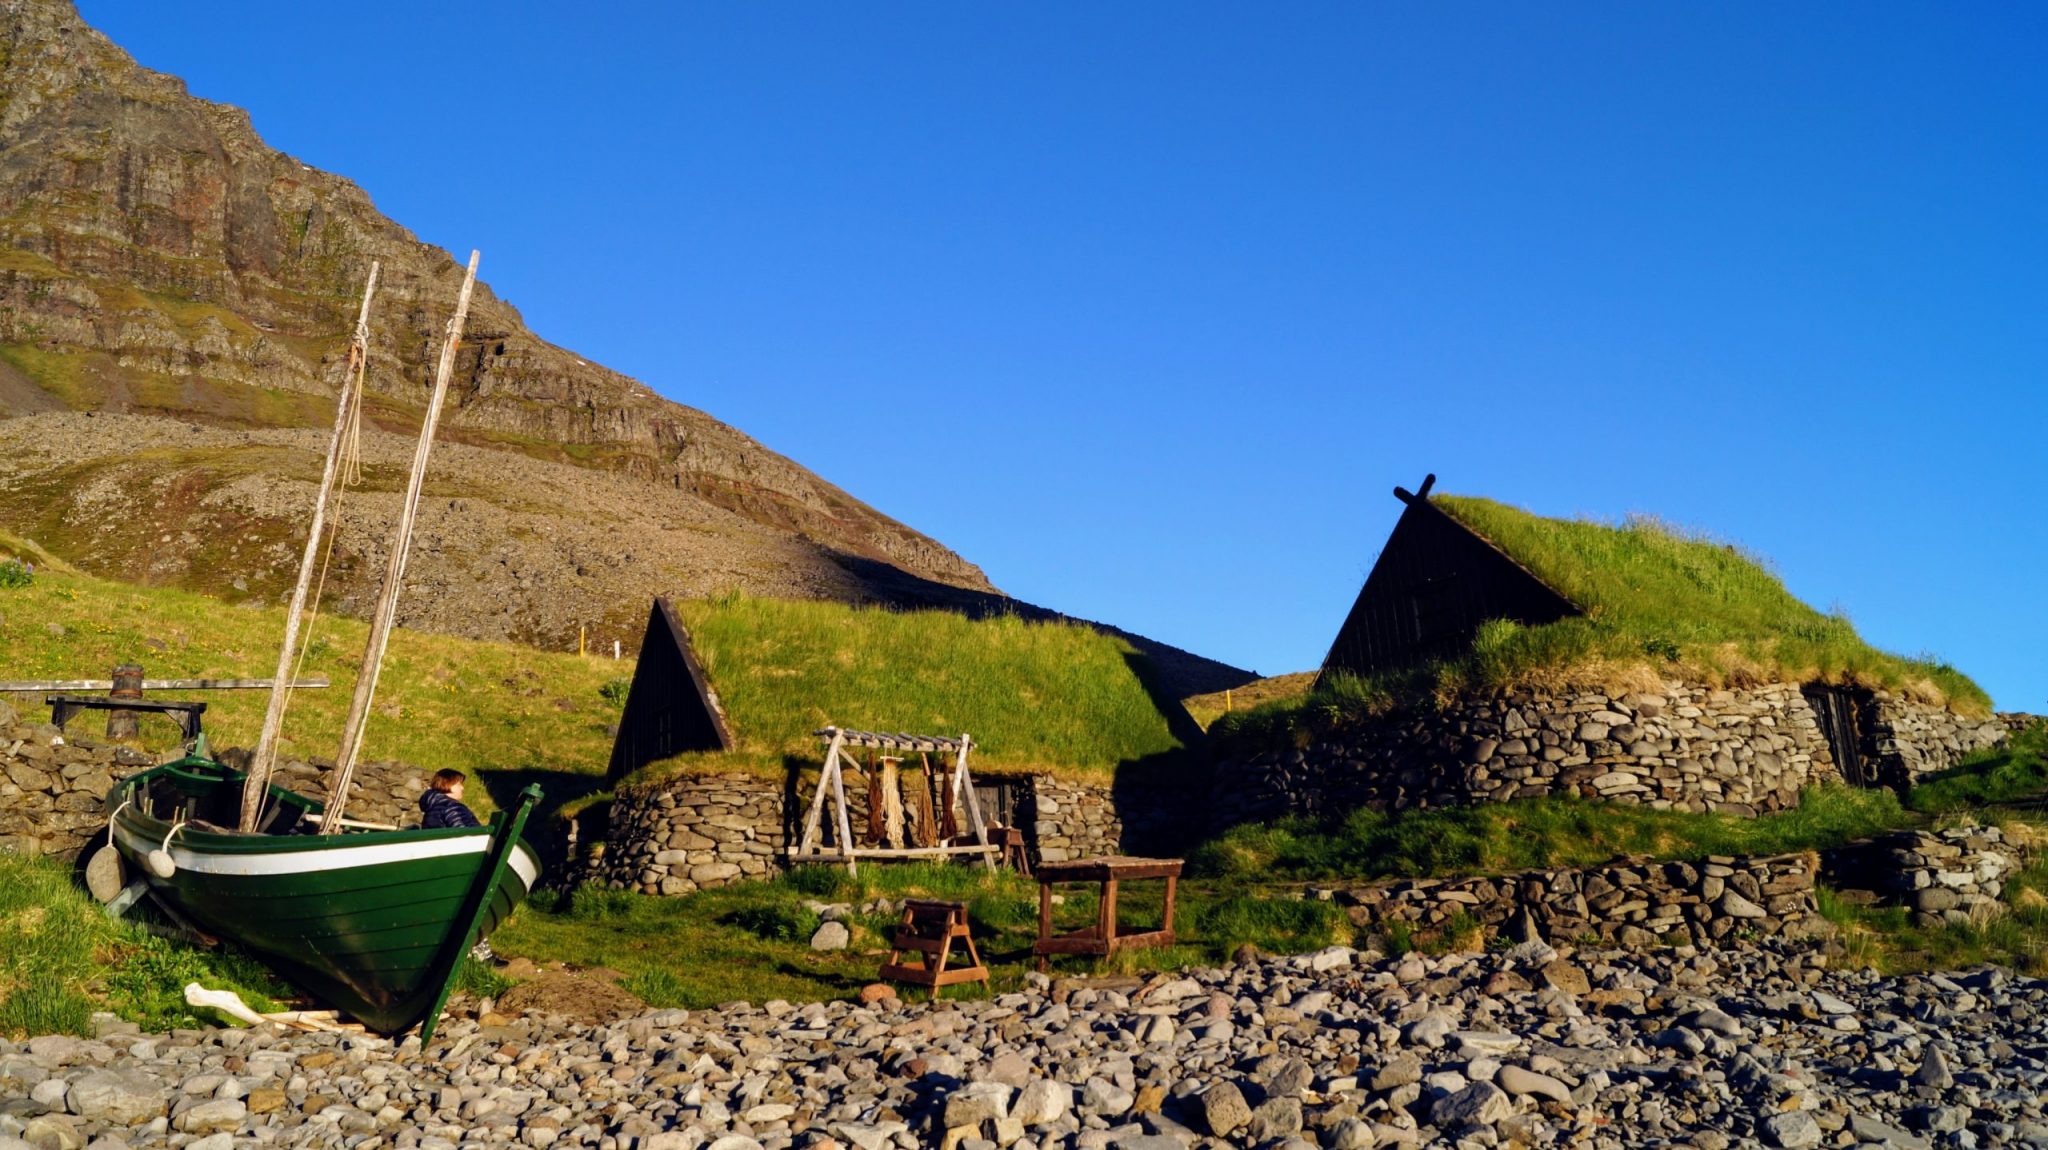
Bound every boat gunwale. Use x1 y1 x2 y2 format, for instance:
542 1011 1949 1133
109 760 501 855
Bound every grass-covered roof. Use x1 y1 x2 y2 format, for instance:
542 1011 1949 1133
1433 495 1974 708
1218 493 1988 746
621 596 1187 787
1430 495 1983 710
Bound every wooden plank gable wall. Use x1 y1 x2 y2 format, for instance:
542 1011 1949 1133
607 598 736 784
1318 476 1582 684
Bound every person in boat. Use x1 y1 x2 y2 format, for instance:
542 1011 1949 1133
416 768 503 964
419 769 481 829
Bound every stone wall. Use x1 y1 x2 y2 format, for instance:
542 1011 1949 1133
0 699 432 858
0 704 146 858
1822 826 2022 928
1996 713 2042 733
1028 776 1120 864
1334 851 1827 950
594 772 786 894
1214 682 1842 826
1869 693 2009 786
593 770 1143 894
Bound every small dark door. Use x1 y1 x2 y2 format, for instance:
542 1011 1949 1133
1803 684 1869 787
972 779 1026 830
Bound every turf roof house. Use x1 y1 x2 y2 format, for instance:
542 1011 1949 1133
1215 477 2007 825
585 598 1148 896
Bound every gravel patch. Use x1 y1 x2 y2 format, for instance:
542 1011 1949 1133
1 940 2042 1149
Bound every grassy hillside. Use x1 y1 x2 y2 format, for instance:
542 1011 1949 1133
627 596 1186 785
0 552 1185 796
1433 496 1987 709
0 548 621 791
1183 671 1315 732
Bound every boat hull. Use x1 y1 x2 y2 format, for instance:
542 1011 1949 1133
108 759 538 1035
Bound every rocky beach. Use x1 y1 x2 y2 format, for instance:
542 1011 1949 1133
3 940 2041 1150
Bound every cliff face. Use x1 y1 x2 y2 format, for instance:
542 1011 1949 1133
0 0 993 623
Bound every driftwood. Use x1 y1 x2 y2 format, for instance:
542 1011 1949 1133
185 984 356 1032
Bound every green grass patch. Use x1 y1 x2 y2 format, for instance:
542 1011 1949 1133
622 595 1186 785
1906 724 2048 815
0 851 291 1036
0 566 620 816
491 859 1349 1006
1188 785 1910 885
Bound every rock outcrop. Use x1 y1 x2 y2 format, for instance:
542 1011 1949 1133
0 0 995 639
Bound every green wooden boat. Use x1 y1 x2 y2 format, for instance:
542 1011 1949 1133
106 747 540 1039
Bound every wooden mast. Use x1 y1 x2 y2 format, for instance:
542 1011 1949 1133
321 251 479 834
239 261 380 832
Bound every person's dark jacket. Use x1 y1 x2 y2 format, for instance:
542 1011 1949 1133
419 788 481 829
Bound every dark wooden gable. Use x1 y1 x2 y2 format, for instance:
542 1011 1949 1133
606 597 736 784
1317 475 1582 684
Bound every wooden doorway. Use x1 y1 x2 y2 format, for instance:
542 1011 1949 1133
1803 684 1871 786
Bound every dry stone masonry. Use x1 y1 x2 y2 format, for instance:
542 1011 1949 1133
0 697 446 858
598 771 1134 893
1214 682 1844 825
1029 776 1121 864
1867 692 2008 786
0 702 144 858
1333 851 1828 951
1823 825 2024 928
595 773 786 895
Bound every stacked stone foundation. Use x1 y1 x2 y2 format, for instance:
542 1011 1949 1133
1212 681 2007 827
1822 825 2023 928
1335 851 1828 949
594 769 1139 894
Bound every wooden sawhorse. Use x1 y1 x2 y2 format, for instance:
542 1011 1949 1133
878 899 989 998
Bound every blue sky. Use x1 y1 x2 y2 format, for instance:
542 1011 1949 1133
80 3 2046 710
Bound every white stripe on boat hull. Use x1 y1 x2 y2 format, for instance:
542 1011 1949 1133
114 822 539 888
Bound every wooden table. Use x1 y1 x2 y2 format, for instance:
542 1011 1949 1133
1032 855 1182 971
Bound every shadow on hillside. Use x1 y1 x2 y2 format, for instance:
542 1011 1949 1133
478 767 610 882
1111 744 1218 859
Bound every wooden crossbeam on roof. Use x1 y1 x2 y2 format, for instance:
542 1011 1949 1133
814 727 970 753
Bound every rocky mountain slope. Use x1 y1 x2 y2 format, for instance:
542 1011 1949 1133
0 0 983 600
0 1 1254 694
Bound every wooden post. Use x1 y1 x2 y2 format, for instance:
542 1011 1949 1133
1101 877 1119 951
830 750 857 877
794 731 842 860
241 261 379 832
105 663 143 740
323 253 477 833
952 734 996 872
1036 880 1054 972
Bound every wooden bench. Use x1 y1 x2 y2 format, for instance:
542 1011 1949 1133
878 899 989 997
